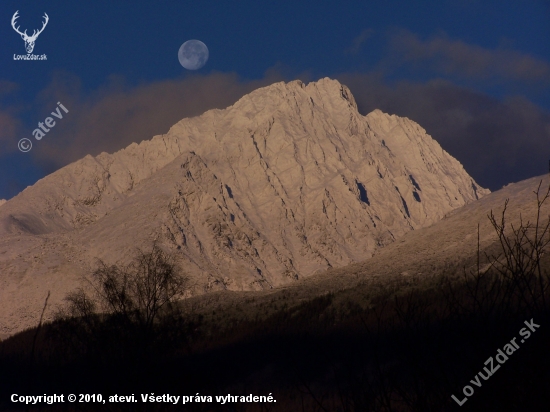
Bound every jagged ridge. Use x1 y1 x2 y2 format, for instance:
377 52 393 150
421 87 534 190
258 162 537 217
0 78 489 335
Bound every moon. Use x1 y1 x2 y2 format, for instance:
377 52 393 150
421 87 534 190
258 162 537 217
178 40 209 70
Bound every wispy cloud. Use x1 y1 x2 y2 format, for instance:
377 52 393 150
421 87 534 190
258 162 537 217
0 80 23 153
387 29 550 86
345 29 374 55
0 81 20 99
0 111 21 153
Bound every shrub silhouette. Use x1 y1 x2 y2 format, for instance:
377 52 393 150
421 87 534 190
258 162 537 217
90 242 188 331
52 242 192 367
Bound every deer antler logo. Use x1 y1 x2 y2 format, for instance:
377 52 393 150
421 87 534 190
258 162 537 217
11 11 49 54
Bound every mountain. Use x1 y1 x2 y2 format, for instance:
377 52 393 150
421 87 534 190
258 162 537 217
0 78 488 337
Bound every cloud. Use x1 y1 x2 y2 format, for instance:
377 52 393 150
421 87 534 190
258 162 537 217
345 29 374 55
0 112 21 152
338 72 550 191
0 81 20 99
0 100 25 155
0 81 24 153
387 29 550 86
24 69 287 173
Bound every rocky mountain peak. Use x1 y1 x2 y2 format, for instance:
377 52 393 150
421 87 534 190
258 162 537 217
0 78 489 335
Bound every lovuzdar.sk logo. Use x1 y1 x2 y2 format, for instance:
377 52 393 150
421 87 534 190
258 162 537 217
11 10 49 61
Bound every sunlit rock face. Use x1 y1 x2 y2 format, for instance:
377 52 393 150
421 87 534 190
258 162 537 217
0 78 488 336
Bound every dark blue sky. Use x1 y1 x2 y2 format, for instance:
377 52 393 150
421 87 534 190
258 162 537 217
1 0 549 199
